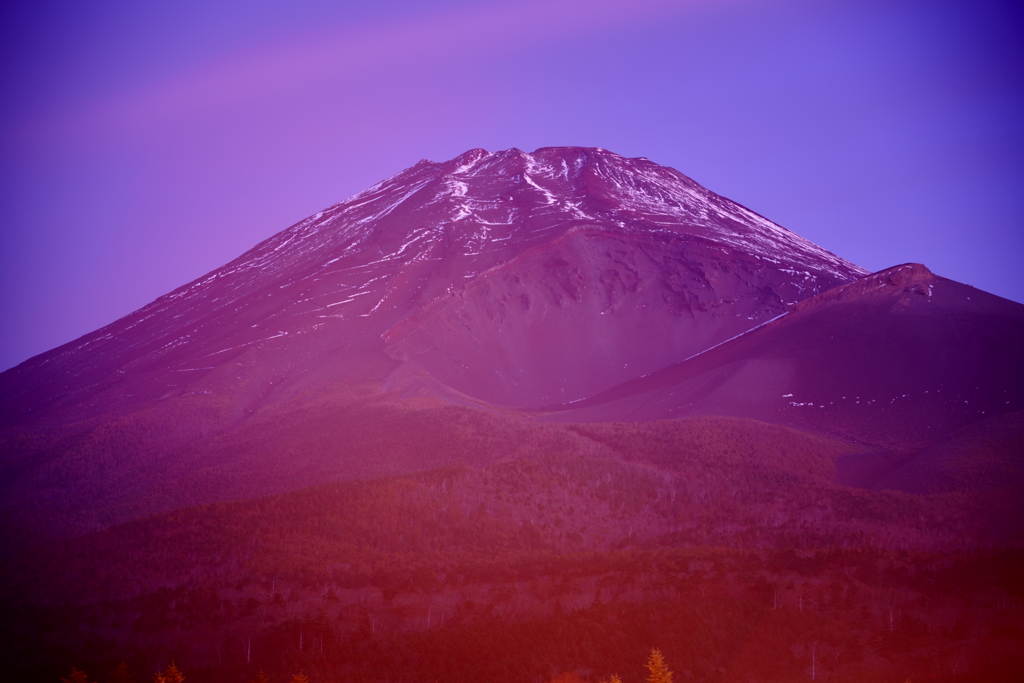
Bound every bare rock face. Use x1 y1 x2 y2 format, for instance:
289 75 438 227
0 147 865 424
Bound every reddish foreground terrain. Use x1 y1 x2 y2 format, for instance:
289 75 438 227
0 148 1021 682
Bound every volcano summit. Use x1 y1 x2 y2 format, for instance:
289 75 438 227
1 147 865 422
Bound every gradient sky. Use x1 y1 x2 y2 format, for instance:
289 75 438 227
1 0 1022 372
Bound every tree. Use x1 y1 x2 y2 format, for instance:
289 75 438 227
645 648 672 683
599 676 623 683
110 662 134 683
250 670 270 683
60 668 93 683
153 663 184 683
289 674 309 683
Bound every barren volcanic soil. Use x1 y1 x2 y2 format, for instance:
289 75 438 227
543 264 1024 453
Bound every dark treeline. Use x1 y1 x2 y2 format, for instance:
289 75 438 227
18 547 1024 682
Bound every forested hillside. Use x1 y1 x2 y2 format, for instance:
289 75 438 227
4 418 1022 682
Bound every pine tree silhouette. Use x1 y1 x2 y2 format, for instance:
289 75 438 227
60 668 93 683
153 663 184 683
109 662 134 683
645 648 673 683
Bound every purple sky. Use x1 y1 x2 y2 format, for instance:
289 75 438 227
1 0 1022 372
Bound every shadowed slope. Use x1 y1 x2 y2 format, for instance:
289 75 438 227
544 264 1024 453
0 379 860 539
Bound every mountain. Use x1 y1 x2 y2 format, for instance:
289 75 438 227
1 146 1021 537
0 147 864 424
3 147 1023 683
0 147 869 536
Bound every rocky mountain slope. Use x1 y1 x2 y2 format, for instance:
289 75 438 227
0 147 864 425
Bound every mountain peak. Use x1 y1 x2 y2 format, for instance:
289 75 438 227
2 148 868 420
789 263 936 314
